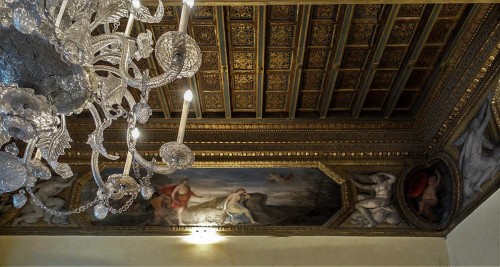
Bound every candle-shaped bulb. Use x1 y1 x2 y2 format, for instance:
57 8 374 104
132 0 141 8
183 0 195 8
184 90 193 102
131 128 140 140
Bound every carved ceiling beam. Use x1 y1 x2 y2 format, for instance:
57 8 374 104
383 4 443 118
216 6 232 118
411 4 480 116
319 5 354 118
256 6 266 118
289 5 311 118
187 76 203 118
156 86 171 118
351 4 401 118
145 1 497 6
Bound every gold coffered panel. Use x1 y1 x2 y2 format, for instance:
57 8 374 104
133 2 475 119
3 1 499 238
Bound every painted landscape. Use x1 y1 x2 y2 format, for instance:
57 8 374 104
79 167 342 227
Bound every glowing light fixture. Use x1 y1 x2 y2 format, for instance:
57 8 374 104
131 128 140 140
132 0 141 8
184 0 195 8
184 228 224 244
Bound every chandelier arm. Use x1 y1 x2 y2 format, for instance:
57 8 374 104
93 54 121 65
118 35 183 90
94 65 121 76
130 145 180 175
91 150 107 189
88 90 137 192
87 103 120 160
22 139 37 165
91 34 127 54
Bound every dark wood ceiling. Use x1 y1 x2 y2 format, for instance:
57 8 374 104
1 1 499 236
123 3 472 120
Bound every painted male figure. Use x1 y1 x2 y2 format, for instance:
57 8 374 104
351 172 397 227
158 178 202 225
170 178 202 225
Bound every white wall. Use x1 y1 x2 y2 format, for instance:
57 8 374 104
447 188 500 266
0 235 449 266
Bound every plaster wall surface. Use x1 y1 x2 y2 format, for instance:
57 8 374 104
0 235 449 266
446 188 500 267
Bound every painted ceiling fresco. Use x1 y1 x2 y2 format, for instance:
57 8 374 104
0 1 499 236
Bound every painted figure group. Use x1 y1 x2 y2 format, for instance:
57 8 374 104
151 179 258 226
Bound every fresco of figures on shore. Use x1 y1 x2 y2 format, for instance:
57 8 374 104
403 161 454 226
78 167 342 226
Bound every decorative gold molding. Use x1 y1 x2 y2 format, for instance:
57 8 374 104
144 1 500 6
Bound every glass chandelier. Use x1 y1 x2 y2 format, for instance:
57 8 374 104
0 0 201 220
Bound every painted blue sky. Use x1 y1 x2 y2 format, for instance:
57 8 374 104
99 167 339 206
167 167 336 206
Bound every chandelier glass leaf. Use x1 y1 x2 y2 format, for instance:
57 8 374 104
0 0 200 220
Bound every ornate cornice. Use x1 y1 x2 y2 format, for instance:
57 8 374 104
417 4 500 153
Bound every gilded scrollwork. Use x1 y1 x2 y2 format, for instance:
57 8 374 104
312 5 338 20
354 4 382 18
302 71 324 91
229 6 254 21
267 74 288 91
397 4 424 18
427 20 454 44
269 51 292 70
336 71 360 89
192 25 217 46
305 50 328 69
231 24 255 46
192 6 214 19
200 51 219 70
416 47 442 68
331 91 354 109
347 23 376 45
371 71 397 89
269 25 294 46
148 91 163 110
299 93 319 110
379 47 406 68
234 93 255 110
388 22 417 45
265 93 287 110
232 52 254 70
200 73 221 91
309 24 335 46
439 4 464 18
202 93 224 110
341 48 368 69
269 5 296 21
233 74 254 91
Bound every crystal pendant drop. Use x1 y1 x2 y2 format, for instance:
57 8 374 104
94 203 109 219
13 193 27 208
140 185 154 200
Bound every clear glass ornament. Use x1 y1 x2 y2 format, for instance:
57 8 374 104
94 203 109 219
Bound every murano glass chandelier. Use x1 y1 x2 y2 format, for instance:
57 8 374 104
0 0 200 219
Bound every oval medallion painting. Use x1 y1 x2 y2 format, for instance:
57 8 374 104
399 156 460 230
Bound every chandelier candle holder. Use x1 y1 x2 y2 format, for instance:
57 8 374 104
0 0 201 220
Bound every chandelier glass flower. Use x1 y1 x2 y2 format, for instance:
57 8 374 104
0 0 201 219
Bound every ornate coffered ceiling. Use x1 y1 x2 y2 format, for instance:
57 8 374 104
1 0 499 236
64 1 500 163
